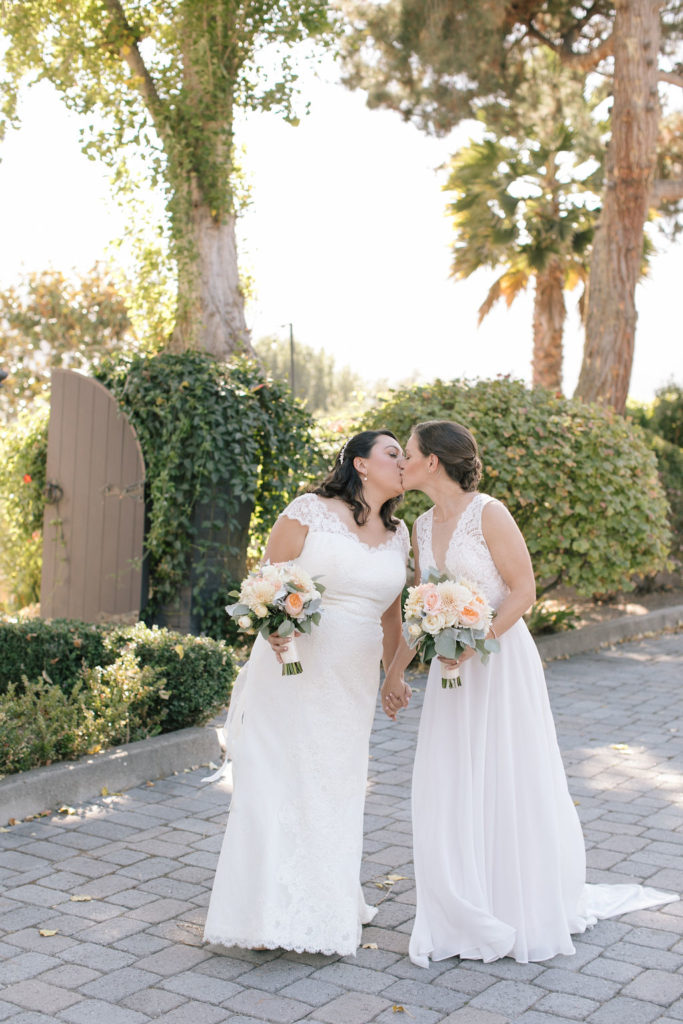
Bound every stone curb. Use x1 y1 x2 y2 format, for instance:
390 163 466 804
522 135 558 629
0 718 224 826
535 601 683 661
2 604 681 825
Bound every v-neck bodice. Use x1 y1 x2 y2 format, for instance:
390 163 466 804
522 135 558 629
415 493 509 609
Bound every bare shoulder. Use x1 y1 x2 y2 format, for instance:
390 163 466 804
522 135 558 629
480 496 521 538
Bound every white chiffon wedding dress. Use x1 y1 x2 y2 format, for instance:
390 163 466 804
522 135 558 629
410 493 677 968
203 493 409 956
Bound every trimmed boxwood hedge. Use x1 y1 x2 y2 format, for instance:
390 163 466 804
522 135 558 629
0 618 236 775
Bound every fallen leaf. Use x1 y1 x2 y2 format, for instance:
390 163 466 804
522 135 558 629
8 818 17 826
70 895 92 902
101 787 109 797
386 875 407 883
361 942 378 949
392 1006 407 1014
611 743 630 751
58 806 76 815
39 929 58 937
145 781 154 787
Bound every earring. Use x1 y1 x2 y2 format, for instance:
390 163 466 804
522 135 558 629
363 474 368 482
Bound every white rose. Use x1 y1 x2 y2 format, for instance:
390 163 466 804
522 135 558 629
237 615 252 629
423 611 446 634
254 603 269 618
408 622 423 638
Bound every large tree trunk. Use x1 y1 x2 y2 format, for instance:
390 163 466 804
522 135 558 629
169 195 252 359
574 0 661 413
532 256 565 390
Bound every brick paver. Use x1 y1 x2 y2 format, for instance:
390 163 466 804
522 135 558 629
1 631 681 1022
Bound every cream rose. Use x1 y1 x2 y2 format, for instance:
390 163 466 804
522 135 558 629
422 611 447 634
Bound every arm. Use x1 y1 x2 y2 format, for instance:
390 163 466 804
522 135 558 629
381 594 403 674
262 515 309 661
380 521 421 719
481 500 536 636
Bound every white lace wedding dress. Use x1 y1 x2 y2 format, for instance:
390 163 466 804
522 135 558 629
203 493 409 956
410 493 677 968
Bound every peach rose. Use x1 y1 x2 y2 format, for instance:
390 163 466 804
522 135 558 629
423 587 442 613
284 592 305 617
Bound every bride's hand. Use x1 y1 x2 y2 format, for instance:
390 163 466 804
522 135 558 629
381 675 411 720
438 648 475 671
268 631 300 664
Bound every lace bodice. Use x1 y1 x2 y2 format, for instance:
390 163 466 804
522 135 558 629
415 493 509 609
281 492 410 558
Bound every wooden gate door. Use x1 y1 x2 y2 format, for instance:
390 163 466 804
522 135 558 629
40 369 146 623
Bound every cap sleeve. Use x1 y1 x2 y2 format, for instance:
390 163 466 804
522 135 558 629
278 492 321 529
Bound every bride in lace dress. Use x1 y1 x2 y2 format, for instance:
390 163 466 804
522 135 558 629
382 420 677 968
203 430 410 956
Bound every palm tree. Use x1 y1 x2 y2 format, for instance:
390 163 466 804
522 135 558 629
445 53 603 391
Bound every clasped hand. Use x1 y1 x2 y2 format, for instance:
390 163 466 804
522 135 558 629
381 674 412 721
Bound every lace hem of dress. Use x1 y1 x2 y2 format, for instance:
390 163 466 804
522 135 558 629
202 929 367 957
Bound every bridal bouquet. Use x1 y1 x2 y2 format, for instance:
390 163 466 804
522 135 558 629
403 571 500 688
226 562 324 675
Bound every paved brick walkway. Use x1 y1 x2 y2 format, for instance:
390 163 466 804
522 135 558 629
1 632 682 1024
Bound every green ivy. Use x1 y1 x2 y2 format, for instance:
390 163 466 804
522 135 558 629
95 352 323 632
0 408 49 610
367 377 671 597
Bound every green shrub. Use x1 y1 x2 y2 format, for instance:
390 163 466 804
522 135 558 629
0 678 81 774
0 619 235 775
78 643 168 747
0 408 49 610
643 433 683 565
107 622 235 731
367 377 671 597
632 383 683 448
0 618 110 697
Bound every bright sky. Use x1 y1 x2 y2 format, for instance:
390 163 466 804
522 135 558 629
0 65 681 402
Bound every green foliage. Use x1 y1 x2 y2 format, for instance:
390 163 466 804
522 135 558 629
524 600 578 635
0 408 49 610
254 335 365 414
0 679 82 775
0 618 235 774
341 1 682 135
96 351 322 628
632 383 683 448
0 619 109 697
110 621 235 732
0 266 140 424
628 384 683 564
366 377 671 597
0 0 335 351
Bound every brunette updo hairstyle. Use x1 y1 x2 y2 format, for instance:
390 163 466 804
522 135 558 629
313 429 402 530
412 420 482 492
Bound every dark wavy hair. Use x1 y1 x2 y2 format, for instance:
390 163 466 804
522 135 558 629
313 430 402 530
412 420 482 492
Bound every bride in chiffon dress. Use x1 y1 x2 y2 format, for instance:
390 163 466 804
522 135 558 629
382 420 677 968
203 430 409 956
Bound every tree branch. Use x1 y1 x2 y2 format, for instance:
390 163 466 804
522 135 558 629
658 70 683 89
525 20 613 71
651 177 683 205
100 0 168 133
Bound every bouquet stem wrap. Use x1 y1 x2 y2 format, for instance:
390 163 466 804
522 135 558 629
441 662 462 688
280 638 302 676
